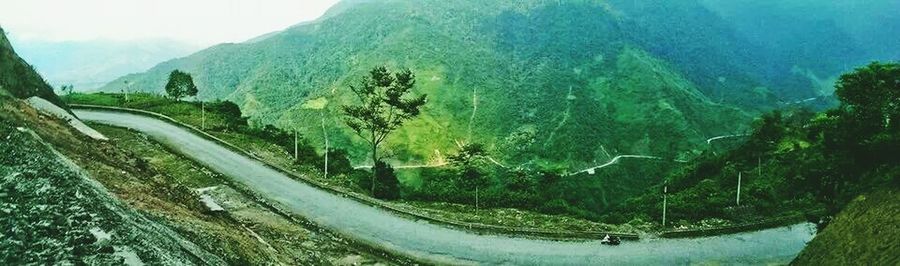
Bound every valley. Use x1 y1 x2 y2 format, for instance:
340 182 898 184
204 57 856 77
2 0 899 264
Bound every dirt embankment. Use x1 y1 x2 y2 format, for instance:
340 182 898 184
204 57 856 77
0 118 223 264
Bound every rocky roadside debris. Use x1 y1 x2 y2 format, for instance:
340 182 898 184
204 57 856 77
197 183 394 265
0 122 223 265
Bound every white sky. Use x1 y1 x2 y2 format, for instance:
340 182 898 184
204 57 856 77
0 0 339 46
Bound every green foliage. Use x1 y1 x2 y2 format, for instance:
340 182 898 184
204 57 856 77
164 70 198 100
833 62 899 133
448 143 490 189
59 84 74 95
342 66 428 151
98 1 762 170
325 149 354 176
354 161 400 200
410 145 672 221
342 66 427 194
610 62 900 227
208 100 247 130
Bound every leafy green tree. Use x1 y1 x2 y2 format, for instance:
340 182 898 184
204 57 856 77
59 84 74 95
834 62 899 134
164 70 198 101
448 143 490 209
814 62 900 218
448 143 487 169
342 66 427 195
210 100 247 130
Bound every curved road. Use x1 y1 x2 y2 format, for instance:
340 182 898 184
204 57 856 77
76 109 815 265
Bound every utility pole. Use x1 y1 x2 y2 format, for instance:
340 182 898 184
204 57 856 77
736 172 742 206
662 183 668 227
322 115 329 179
475 186 479 216
294 130 298 161
758 157 761 177
123 81 131 102
201 101 205 130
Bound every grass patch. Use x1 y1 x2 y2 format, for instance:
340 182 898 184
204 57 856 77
793 189 900 265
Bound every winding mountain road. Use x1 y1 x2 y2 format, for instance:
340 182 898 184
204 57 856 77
75 109 816 265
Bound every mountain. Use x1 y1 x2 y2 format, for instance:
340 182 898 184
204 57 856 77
7 37 197 91
0 26 64 107
700 0 900 100
99 0 864 168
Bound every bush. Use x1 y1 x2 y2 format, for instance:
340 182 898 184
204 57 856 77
208 100 247 129
355 161 400 200
325 149 353 176
539 199 572 215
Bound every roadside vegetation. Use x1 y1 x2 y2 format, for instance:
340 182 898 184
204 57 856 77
792 189 899 265
64 91 650 234
610 62 899 231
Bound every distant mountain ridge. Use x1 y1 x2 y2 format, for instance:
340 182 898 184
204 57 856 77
8 37 197 91
700 0 900 100
96 0 897 168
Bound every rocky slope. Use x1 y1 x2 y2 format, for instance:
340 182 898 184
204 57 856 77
0 111 225 264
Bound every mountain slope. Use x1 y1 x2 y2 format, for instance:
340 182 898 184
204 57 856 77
700 0 900 100
792 189 900 265
101 0 766 168
0 111 226 264
0 26 64 107
1 27 226 264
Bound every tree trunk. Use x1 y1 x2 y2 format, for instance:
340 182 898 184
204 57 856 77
371 138 377 196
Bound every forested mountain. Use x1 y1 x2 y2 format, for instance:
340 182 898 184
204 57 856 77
700 0 900 100
97 0 894 169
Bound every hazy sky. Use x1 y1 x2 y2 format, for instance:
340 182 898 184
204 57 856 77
0 0 339 46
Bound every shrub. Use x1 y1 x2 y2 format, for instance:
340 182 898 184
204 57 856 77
355 161 400 200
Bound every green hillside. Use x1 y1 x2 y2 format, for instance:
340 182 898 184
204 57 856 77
0 26 65 107
100 0 766 169
701 0 900 101
608 62 898 229
792 189 899 265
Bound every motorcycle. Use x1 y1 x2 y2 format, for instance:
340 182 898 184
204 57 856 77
600 234 621 246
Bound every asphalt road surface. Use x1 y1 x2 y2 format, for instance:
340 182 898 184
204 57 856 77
76 109 816 265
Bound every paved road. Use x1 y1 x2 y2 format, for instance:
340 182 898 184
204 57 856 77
76 109 816 265
569 155 662 176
